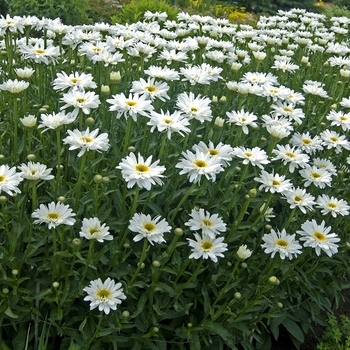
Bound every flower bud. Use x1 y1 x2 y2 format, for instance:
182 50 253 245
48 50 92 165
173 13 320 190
2 288 9 294
58 196 66 203
123 243 130 248
268 276 280 286
153 327 159 333
12 269 19 276
265 224 272 231
152 260 161 267
0 196 7 203
52 282 60 288
86 117 95 127
128 146 136 152
94 174 103 183
236 245 252 261
234 292 241 299
248 188 257 198
102 176 110 184
27 154 36 161
276 302 283 308
241 262 247 269
20 114 37 129
0 154 4 160
72 238 81 246
214 117 225 128
110 71 121 82
187 323 192 328
174 228 183 236
219 96 227 103
101 84 110 95
122 310 130 317
212 95 218 103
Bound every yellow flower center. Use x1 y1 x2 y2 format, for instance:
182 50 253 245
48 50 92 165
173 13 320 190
0 175 5 182
126 101 137 107
200 241 214 251
143 222 156 232
145 85 157 93
302 138 311 145
283 107 294 113
208 149 219 156
92 47 103 52
245 152 252 157
330 136 338 142
135 164 149 173
311 172 321 179
327 202 337 209
276 239 289 248
194 160 207 168
285 152 296 158
76 97 86 104
272 179 281 186
163 118 172 124
35 49 46 54
269 89 279 94
202 219 212 227
70 78 81 84
89 228 100 235
313 231 327 241
190 107 199 113
80 136 93 143
97 289 111 300
294 195 303 202
47 212 60 220
339 115 348 121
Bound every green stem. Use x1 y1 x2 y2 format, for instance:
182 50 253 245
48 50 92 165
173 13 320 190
85 313 104 348
130 186 140 217
81 240 95 284
55 129 62 199
74 152 87 213
129 238 148 287
12 96 18 162
169 182 197 224
175 259 204 297
283 207 296 230
123 117 133 155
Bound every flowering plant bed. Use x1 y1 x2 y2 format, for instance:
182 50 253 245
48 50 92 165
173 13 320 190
0 8 350 350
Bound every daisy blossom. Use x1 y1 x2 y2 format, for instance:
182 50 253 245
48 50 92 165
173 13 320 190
316 195 350 218
52 71 97 92
117 152 166 190
262 228 302 260
19 162 54 181
83 277 126 314
254 170 293 194
297 220 340 257
176 92 212 123
226 109 258 134
175 150 223 184
299 165 332 189
62 128 110 157
187 233 228 262
185 208 226 239
283 187 315 214
79 217 113 242
129 213 171 245
232 146 270 169
130 77 170 101
38 111 76 132
271 144 309 173
32 201 76 229
0 165 23 196
192 141 233 167
60 90 101 117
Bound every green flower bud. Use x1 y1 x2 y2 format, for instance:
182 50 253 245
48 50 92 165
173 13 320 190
174 228 183 236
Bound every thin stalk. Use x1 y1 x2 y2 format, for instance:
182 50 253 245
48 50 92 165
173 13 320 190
74 152 87 213
129 238 148 287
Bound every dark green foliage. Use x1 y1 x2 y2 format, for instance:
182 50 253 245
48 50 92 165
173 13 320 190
0 0 9 16
232 0 319 14
331 0 350 10
7 0 91 24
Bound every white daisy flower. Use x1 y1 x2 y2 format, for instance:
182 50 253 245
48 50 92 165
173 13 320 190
0 79 29 94
117 152 166 191
226 109 258 134
18 162 54 181
130 77 170 101
175 150 223 184
147 110 190 139
192 141 233 167
0 164 23 196
15 67 35 79
38 111 76 132
290 131 324 154
254 170 293 194
107 92 154 121
299 165 332 189
52 71 97 92
326 110 350 131
60 89 101 117
262 228 302 260
31 201 76 229
79 217 113 242
283 187 315 214
185 208 226 239
316 195 350 218
312 157 337 176
320 129 350 154
297 220 340 257
62 128 110 157
128 213 171 245
83 277 126 314
271 144 309 173
232 146 270 169
236 245 253 260
176 92 212 123
187 233 228 262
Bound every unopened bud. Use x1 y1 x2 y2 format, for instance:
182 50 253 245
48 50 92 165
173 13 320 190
110 71 121 82
52 282 60 288
277 302 283 308
102 176 110 184
268 276 280 286
214 117 225 128
101 84 110 95
86 117 95 126
122 310 130 317
58 196 66 203
152 260 161 267
27 154 36 161
234 292 241 299
94 174 103 183
12 269 19 276
174 228 183 236
128 146 136 152
72 238 81 246
0 196 7 203
248 188 257 198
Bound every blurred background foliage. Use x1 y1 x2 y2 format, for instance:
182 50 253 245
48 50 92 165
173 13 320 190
0 0 350 25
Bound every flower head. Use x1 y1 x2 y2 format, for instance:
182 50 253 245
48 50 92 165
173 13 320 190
128 213 171 245
262 228 302 260
83 277 126 314
79 217 113 242
254 170 293 194
236 245 253 260
185 208 226 239
60 90 101 117
0 165 23 196
117 152 166 190
316 195 350 218
297 220 340 257
19 162 54 181
62 128 110 157
0 79 29 93
38 111 76 132
226 109 258 134
175 150 223 184
32 201 76 229
187 233 228 263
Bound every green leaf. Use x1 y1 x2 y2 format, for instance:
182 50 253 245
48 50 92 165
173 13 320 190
4 306 18 319
282 318 304 343
202 322 235 347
